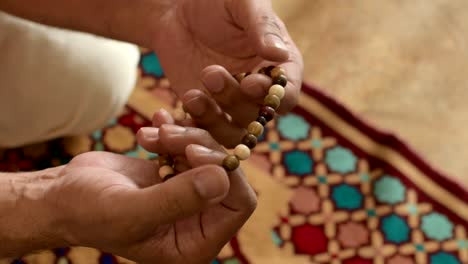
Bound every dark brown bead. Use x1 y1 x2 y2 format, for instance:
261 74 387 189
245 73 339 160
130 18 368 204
258 67 266 75
163 174 176 182
264 94 281 110
259 106 275 122
222 155 240 172
256 116 267 126
272 74 288 87
158 154 174 167
242 134 258 149
265 66 275 76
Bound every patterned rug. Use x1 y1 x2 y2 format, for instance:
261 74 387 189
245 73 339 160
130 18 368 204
1 51 467 264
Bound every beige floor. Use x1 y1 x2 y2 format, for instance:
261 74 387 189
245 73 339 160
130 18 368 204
274 0 468 187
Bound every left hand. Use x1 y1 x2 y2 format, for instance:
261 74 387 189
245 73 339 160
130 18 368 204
32 121 256 263
150 0 303 147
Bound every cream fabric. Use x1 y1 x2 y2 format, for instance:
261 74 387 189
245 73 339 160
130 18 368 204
0 12 139 148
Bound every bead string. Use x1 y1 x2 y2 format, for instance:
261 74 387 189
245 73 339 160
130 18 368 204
158 66 287 180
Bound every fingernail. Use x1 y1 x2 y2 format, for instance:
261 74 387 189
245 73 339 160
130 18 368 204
264 33 287 52
189 144 213 156
140 127 159 140
160 124 186 134
193 167 228 200
184 97 207 117
202 71 225 93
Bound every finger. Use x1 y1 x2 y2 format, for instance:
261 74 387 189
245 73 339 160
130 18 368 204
230 0 289 62
201 65 264 127
185 144 226 168
185 145 256 212
137 127 166 154
138 123 228 156
275 43 303 114
185 144 257 238
118 165 230 226
181 90 246 147
244 41 303 114
152 108 174 128
239 72 273 101
159 124 226 154
153 108 195 131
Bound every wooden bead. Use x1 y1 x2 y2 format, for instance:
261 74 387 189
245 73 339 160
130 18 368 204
269 84 286 99
235 72 252 82
256 116 267 126
265 66 275 76
158 154 174 167
247 121 264 137
159 165 175 179
259 106 275 122
242 134 258 149
264 94 281 110
173 108 187 121
222 155 240 172
272 74 288 87
234 144 251 160
271 67 286 79
234 73 246 83
258 66 275 75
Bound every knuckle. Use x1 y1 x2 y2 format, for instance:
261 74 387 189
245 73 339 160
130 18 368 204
198 128 211 139
258 15 283 34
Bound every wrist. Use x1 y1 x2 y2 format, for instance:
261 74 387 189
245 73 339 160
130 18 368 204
0 167 67 257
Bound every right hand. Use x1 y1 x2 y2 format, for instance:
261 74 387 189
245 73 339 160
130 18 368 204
40 121 256 263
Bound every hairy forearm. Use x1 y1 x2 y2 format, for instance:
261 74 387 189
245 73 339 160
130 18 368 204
0 168 64 257
0 0 168 47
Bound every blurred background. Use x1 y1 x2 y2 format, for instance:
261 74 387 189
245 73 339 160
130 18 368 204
274 0 468 186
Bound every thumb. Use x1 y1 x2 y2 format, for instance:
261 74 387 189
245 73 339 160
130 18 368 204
231 0 289 62
121 165 230 225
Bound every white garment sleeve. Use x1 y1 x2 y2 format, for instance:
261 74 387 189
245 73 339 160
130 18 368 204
0 12 139 148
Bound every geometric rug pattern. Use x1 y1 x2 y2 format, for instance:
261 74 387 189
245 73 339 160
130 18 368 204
0 51 467 264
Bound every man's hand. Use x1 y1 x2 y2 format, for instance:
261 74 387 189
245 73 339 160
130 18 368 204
0 130 256 263
151 0 303 147
1 0 303 147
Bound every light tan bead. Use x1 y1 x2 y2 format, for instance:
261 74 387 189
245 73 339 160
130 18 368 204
269 84 285 99
247 121 264 137
271 67 286 79
234 144 251 160
159 165 175 179
173 108 187 121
